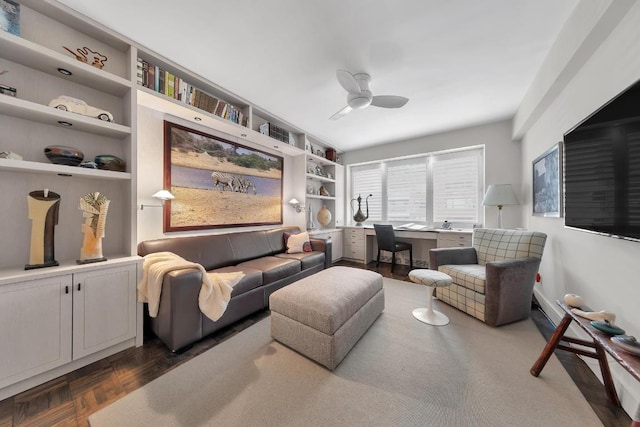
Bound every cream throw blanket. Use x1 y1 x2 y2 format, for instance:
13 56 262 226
138 252 244 321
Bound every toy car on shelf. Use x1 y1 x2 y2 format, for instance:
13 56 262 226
48 95 114 122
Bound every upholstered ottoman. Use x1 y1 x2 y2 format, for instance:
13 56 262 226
269 266 384 370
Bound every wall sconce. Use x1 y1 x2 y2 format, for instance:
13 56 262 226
289 198 305 213
140 190 175 210
481 184 519 229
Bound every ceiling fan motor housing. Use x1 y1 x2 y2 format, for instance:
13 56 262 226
348 91 372 109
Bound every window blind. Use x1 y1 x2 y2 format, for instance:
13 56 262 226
386 158 427 221
351 163 383 221
432 149 482 223
348 146 483 225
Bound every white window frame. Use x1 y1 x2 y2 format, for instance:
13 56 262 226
347 145 484 227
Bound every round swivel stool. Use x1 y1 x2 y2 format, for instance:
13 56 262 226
409 269 452 326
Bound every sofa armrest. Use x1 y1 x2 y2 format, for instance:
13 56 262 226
484 257 542 326
429 247 477 270
310 237 332 269
152 268 204 352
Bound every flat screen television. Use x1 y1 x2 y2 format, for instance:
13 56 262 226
563 79 640 242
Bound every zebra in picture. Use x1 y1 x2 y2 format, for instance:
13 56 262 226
211 171 238 192
237 177 257 195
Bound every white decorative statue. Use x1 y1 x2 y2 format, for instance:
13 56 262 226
570 308 616 324
78 192 110 264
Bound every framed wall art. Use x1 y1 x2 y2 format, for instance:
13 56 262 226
532 141 563 217
163 121 283 231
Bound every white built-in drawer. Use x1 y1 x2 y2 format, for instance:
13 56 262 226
437 232 472 248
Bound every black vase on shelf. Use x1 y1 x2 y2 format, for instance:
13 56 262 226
94 154 126 172
44 145 84 166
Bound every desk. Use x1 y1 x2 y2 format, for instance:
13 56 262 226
340 226 472 267
531 300 640 409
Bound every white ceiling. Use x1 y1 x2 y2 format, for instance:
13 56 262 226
57 0 579 152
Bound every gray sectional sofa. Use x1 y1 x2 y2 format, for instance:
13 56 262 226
137 226 331 352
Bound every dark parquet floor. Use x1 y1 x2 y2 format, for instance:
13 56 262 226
0 261 632 426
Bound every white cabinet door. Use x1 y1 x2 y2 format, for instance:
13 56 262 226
0 275 72 389
72 264 137 359
330 230 343 261
334 164 345 227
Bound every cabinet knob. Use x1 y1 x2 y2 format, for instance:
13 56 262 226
77 283 81 291
65 285 69 294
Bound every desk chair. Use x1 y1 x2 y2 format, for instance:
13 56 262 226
373 224 413 273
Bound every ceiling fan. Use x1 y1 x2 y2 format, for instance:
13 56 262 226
330 70 409 120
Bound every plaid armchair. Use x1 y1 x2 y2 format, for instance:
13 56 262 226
429 228 547 326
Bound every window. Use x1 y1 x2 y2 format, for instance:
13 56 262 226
431 150 482 223
349 146 484 226
387 158 427 222
350 163 382 221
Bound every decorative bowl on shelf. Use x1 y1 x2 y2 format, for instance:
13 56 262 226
611 335 640 356
44 145 84 166
79 160 98 169
590 320 625 335
94 154 125 172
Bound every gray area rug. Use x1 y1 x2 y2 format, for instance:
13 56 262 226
89 278 602 427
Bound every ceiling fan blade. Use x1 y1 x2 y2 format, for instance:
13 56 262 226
371 95 409 108
336 70 361 94
329 105 353 120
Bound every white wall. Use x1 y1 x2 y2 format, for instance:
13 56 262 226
342 119 522 229
516 0 640 415
136 105 302 243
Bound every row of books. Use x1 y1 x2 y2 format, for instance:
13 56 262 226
136 58 248 127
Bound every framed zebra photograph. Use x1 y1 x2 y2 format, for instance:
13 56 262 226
163 121 283 231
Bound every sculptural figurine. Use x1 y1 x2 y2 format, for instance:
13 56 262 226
77 192 110 264
25 189 60 270
351 193 372 226
563 293 585 308
570 308 616 324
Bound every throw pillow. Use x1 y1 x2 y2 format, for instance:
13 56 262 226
285 231 312 253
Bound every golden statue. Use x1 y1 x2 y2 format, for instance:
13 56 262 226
78 192 110 264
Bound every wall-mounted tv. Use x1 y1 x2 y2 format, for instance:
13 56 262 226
563 79 640 242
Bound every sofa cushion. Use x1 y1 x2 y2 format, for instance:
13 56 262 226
265 226 300 254
438 264 486 294
275 251 325 270
237 256 301 283
285 231 312 253
209 266 263 297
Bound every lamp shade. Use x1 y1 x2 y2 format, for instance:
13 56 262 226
481 184 519 207
152 190 175 201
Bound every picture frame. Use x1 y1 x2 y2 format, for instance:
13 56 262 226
532 141 563 217
0 0 20 36
163 121 283 231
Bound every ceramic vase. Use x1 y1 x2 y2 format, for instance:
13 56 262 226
44 145 84 166
94 154 126 172
317 205 332 227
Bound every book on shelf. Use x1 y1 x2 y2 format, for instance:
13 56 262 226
166 71 174 98
141 60 149 88
158 69 165 94
148 64 155 90
154 65 160 91
136 57 143 86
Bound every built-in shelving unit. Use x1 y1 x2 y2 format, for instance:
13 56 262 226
0 0 346 399
0 0 141 400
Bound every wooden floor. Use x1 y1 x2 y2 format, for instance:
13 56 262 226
0 261 632 427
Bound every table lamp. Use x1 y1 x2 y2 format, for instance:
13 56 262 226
481 184 519 229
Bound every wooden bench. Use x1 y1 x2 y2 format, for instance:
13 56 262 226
531 300 640 423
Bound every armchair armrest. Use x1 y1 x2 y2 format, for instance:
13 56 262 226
310 237 332 269
484 257 542 326
429 247 477 270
